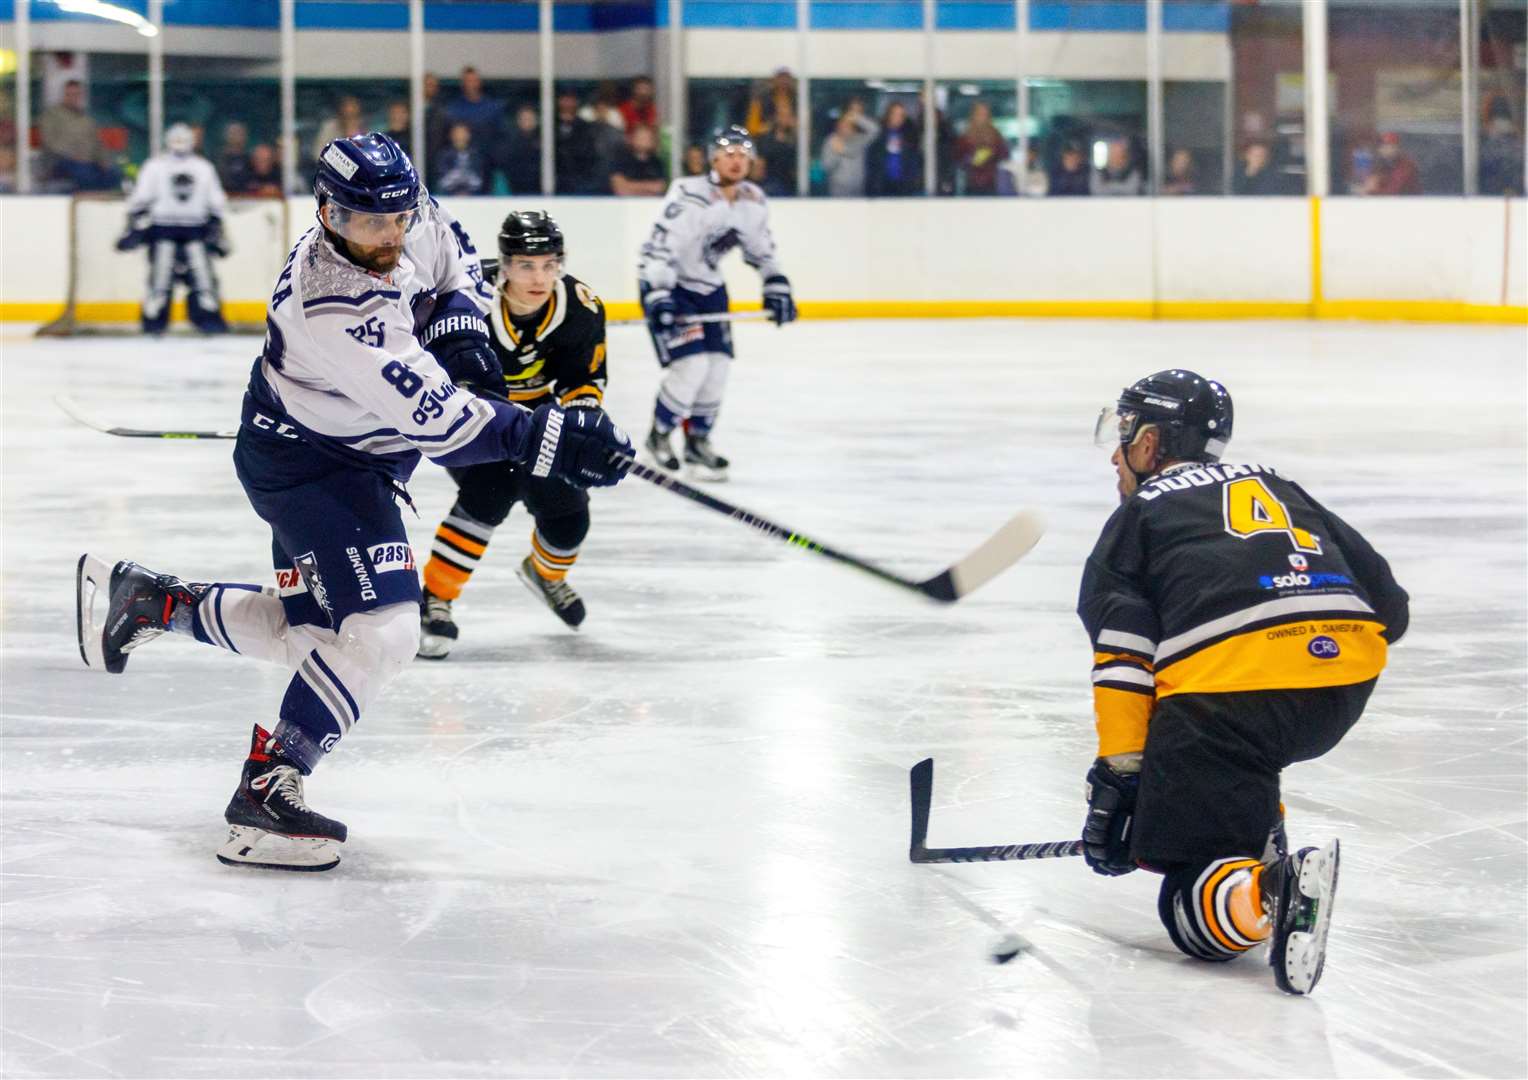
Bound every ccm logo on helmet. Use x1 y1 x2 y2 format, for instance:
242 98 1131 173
381 189 408 200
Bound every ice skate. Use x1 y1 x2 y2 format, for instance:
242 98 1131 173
644 426 680 472
683 433 730 482
218 725 346 871
1265 839 1341 995
76 554 205 674
417 588 458 659
516 555 586 629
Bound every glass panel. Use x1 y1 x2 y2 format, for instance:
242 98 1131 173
1223 1 1304 197
553 3 664 196
689 72 801 196
1027 3 1148 198
294 1 408 194
1 59 15 193
1162 82 1225 195
1329 0 1463 196
809 78 922 197
31 39 148 193
424 1 540 195
939 79 1017 197
163 1 282 197
1479 0 1525 196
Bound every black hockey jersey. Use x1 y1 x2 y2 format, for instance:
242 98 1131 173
1078 461 1409 758
483 269 607 409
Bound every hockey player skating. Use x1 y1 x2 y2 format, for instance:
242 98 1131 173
419 211 610 656
638 125 795 481
1079 369 1409 994
115 123 230 334
76 133 632 871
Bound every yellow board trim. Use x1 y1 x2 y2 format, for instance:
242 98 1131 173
1310 194 1323 306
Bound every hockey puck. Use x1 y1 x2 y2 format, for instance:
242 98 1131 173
989 933 1027 964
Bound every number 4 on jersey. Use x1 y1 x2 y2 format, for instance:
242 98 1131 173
1222 476 1322 554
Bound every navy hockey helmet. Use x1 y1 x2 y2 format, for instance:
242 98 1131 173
314 132 420 213
498 210 565 260
709 124 755 158
1097 369 1233 463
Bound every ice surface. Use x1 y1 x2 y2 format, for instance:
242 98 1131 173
2 319 1525 1078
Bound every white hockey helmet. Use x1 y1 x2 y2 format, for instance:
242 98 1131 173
165 123 195 155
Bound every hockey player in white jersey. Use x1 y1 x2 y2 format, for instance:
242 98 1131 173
76 133 633 871
638 125 795 480
115 123 230 334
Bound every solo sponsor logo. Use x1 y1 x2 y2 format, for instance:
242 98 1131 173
1308 635 1341 659
367 542 415 573
1259 571 1352 590
346 546 378 602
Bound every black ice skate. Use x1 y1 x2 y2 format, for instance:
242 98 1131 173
683 433 729 482
417 588 459 660
75 554 205 674
516 555 586 629
218 725 347 871
1264 839 1341 995
645 426 680 472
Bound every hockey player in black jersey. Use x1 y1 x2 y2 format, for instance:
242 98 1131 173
1078 369 1409 995
418 210 610 656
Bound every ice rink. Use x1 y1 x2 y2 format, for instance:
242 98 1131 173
2 318 1525 1078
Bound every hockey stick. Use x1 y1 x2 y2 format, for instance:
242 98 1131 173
909 758 1083 863
619 459 1044 603
607 311 776 327
55 395 237 440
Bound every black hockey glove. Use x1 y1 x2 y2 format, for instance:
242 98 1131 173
204 218 230 258
426 321 503 392
115 227 147 252
1082 759 1140 877
762 274 797 326
524 403 633 488
642 288 676 335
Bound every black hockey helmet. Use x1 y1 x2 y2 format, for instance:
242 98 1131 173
709 124 755 158
498 210 565 259
1097 369 1233 462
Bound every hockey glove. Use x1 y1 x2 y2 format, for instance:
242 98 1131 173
115 227 147 252
204 218 230 258
425 316 503 392
763 274 797 326
525 403 633 488
642 288 676 335
1082 758 1140 876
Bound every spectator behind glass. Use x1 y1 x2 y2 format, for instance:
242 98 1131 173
313 95 366 163
436 121 487 196
619 76 658 133
423 73 450 174
217 121 252 193
1480 99 1525 196
0 145 17 193
954 101 1009 196
1162 148 1199 195
747 68 797 135
584 83 629 184
682 144 707 177
446 66 507 160
1364 131 1421 195
383 100 410 148
1234 140 1290 195
757 103 798 197
1091 137 1144 196
821 100 879 198
866 101 922 197
1049 140 1091 196
40 80 118 191
554 90 602 195
609 123 667 196
243 143 283 197
502 104 541 194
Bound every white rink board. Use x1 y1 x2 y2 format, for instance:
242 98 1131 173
3 318 1525 1079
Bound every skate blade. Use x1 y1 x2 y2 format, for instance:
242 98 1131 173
1281 839 1341 994
75 553 116 673
684 462 729 483
416 633 454 660
641 449 680 474
514 564 583 631
216 825 341 872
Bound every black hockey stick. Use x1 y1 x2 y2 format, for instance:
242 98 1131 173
55 395 237 440
909 758 1083 863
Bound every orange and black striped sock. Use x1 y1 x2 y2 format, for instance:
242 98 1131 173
1164 857 1271 961
528 526 579 582
423 509 494 601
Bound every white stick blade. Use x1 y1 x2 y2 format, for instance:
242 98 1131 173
947 509 1046 599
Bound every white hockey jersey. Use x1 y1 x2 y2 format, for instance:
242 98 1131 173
245 201 529 480
125 152 228 228
637 176 785 295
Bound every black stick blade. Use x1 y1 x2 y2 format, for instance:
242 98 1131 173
909 757 934 860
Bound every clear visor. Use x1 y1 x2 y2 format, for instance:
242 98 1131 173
1094 406 1144 449
712 142 755 162
499 253 566 293
324 193 427 248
